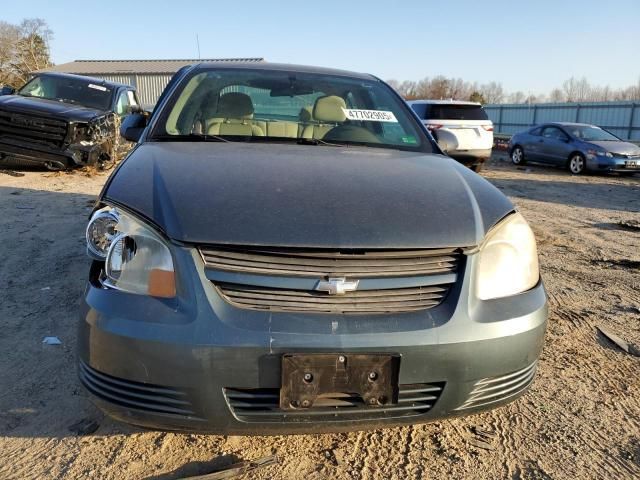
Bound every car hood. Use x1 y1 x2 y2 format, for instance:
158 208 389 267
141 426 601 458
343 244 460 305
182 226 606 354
587 140 640 156
104 142 514 248
0 95 105 122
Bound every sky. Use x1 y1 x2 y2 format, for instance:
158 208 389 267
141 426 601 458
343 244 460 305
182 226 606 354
3 0 640 95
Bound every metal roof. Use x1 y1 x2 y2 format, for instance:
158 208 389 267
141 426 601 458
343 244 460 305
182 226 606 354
188 62 377 80
39 58 264 75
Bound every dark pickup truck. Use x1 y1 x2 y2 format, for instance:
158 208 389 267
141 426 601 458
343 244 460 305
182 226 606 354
0 72 141 170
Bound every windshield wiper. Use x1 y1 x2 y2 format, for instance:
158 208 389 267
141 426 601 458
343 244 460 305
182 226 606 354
153 133 230 143
297 137 348 147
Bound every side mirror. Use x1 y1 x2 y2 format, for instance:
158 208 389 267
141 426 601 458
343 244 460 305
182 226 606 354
120 112 148 143
0 86 16 96
126 104 143 114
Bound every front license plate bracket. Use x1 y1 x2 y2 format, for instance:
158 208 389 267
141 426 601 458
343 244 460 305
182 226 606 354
280 353 400 411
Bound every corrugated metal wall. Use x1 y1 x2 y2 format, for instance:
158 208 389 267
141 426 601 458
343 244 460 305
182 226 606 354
95 74 137 86
134 74 173 105
485 101 640 140
84 73 172 106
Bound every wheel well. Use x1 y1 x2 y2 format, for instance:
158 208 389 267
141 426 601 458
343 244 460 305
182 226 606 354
566 151 584 164
510 144 522 155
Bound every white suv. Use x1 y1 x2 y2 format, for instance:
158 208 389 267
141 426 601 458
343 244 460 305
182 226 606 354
408 100 493 171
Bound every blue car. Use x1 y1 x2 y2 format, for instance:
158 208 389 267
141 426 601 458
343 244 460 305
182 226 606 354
509 122 640 175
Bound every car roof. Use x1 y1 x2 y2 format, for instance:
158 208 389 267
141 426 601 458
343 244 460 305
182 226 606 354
34 71 130 89
544 122 595 128
407 99 482 106
188 61 378 80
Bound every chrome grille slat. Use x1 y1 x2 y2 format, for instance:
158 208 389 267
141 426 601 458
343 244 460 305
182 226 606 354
216 283 448 313
202 245 462 314
0 112 68 148
200 246 461 278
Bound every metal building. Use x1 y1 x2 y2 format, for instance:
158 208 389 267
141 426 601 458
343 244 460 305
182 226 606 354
38 58 264 106
484 101 640 140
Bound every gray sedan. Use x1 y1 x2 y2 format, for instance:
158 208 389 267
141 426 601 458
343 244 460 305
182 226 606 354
509 122 640 175
79 62 547 434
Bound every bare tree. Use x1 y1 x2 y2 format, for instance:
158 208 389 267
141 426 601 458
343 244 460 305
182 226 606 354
12 19 53 84
507 91 526 104
548 88 564 102
0 21 20 86
387 74 640 104
397 80 419 99
0 18 52 87
479 82 505 104
562 77 590 102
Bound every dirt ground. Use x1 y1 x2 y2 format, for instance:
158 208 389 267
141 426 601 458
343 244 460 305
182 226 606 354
1 155 639 480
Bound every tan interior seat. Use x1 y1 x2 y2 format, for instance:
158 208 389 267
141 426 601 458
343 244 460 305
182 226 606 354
265 121 298 138
301 96 346 140
206 93 264 136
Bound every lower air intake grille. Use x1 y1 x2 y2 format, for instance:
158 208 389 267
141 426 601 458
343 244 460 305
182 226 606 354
455 361 537 411
79 361 198 417
223 383 444 423
216 283 451 314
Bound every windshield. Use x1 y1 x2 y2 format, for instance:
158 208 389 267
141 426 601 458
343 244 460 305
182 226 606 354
18 75 113 110
566 125 620 142
151 69 431 152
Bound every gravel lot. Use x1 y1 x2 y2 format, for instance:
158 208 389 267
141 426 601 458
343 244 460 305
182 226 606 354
1 156 639 479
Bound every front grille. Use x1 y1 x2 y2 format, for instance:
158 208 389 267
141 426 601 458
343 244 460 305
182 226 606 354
217 283 450 313
0 111 68 148
612 152 640 159
79 361 199 417
455 361 537 411
224 382 444 423
200 246 461 278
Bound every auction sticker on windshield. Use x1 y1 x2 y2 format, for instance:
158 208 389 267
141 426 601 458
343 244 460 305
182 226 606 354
342 108 398 122
88 84 108 91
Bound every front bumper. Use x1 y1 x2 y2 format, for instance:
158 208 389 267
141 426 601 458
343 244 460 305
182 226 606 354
588 155 640 173
448 148 492 165
0 139 108 169
78 247 548 434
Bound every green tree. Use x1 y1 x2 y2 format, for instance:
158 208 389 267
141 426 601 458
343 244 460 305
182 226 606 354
469 91 486 104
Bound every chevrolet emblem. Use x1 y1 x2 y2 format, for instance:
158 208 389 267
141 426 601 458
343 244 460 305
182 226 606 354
314 277 359 295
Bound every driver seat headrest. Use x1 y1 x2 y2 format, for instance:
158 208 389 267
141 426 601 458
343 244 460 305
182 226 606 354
217 92 255 119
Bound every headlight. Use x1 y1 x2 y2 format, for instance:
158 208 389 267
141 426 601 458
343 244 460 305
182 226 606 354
476 212 539 300
86 206 176 298
86 207 119 258
587 149 612 158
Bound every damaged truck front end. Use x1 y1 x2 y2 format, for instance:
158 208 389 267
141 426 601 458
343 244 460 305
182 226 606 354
0 111 119 170
66 114 120 168
0 72 136 170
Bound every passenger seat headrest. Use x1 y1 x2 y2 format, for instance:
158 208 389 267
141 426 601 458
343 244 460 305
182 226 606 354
312 95 346 123
217 92 255 119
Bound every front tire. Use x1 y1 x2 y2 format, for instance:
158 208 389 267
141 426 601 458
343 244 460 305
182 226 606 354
568 154 586 175
470 162 484 173
511 146 525 165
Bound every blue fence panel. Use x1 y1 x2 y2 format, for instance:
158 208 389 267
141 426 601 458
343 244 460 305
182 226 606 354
485 101 640 140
